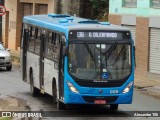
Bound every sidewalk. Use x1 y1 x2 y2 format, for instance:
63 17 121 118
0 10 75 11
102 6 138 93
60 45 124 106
135 78 160 88
134 76 160 99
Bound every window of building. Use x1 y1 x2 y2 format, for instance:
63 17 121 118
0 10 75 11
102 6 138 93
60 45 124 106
151 0 160 8
123 0 137 7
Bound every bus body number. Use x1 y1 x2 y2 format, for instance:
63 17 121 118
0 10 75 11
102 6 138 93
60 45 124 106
110 90 119 94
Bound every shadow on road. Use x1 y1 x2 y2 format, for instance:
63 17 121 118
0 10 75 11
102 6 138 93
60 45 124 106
23 93 131 117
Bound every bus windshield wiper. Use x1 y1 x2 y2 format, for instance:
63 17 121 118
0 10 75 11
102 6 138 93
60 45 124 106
112 45 128 65
104 42 117 68
83 41 95 63
104 42 117 61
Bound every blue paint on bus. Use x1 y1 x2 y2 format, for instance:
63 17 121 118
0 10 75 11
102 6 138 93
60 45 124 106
23 14 135 107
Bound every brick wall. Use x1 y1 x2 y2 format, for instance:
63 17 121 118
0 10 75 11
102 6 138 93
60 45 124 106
4 11 9 48
16 0 23 50
135 17 149 79
108 14 122 25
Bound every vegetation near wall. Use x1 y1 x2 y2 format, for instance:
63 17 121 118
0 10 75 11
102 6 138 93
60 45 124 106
55 0 109 21
89 0 109 20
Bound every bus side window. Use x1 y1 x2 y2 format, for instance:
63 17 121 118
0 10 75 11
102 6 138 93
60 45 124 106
53 33 60 61
53 33 56 45
46 32 54 60
28 26 36 52
35 28 41 54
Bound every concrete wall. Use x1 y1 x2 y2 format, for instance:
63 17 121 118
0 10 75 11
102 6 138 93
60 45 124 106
109 0 160 80
61 0 81 16
109 0 160 17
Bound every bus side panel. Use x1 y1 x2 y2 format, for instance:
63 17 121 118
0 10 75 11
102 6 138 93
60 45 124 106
20 49 23 79
43 58 59 96
26 52 40 89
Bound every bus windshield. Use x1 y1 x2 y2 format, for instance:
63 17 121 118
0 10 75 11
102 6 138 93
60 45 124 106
68 42 131 81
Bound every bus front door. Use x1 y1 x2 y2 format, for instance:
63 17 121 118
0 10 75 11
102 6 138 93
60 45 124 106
39 34 45 93
58 39 66 100
22 28 28 81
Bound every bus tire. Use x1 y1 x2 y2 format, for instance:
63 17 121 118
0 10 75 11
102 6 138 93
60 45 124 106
30 71 39 97
52 79 57 104
57 100 65 110
110 104 118 111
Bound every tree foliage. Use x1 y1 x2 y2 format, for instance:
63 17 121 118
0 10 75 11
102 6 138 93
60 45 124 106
89 0 109 19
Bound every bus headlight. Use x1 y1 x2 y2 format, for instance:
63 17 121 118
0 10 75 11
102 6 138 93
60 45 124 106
122 82 133 94
67 81 79 94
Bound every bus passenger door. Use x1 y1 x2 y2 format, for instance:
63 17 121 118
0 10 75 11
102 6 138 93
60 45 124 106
39 33 45 93
21 27 28 81
58 36 66 100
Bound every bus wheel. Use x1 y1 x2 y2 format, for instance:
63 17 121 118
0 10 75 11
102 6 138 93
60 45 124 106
110 104 118 111
30 72 39 97
52 80 57 104
57 100 65 110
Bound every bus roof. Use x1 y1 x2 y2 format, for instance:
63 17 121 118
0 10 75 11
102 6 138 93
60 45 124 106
23 14 130 33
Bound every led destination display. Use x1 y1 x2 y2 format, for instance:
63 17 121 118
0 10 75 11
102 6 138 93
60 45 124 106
69 31 130 40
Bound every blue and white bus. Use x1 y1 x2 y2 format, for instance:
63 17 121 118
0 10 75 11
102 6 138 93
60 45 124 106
20 14 135 110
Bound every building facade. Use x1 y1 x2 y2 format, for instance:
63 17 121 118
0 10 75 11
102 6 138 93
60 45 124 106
2 0 55 50
0 0 4 42
109 0 160 80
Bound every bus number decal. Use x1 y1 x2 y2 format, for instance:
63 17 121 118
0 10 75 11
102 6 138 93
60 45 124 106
110 90 119 94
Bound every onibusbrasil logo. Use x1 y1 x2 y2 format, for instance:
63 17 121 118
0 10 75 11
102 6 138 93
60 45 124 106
0 4 6 16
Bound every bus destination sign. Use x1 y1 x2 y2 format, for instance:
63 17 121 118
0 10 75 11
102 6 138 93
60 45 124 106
77 32 118 38
70 31 125 40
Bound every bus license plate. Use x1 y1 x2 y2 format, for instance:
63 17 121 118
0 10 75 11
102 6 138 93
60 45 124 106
94 100 106 104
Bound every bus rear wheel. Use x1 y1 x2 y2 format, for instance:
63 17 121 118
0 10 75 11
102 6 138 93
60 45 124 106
110 104 118 111
52 80 57 104
30 72 40 97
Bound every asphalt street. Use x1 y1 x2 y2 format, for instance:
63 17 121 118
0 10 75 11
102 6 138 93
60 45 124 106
0 64 160 120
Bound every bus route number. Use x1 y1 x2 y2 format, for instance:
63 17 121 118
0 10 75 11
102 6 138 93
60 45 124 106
77 32 84 38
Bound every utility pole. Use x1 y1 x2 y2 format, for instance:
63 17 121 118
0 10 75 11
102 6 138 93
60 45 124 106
0 0 4 42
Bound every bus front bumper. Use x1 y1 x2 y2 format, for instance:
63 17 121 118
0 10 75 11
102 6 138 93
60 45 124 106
64 90 133 105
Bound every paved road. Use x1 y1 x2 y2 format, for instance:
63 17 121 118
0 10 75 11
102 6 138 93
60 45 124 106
0 64 160 120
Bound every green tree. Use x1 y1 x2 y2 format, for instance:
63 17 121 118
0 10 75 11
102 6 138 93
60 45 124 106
89 0 109 20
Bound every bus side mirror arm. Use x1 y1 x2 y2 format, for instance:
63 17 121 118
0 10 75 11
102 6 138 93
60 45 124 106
61 36 68 56
63 46 68 56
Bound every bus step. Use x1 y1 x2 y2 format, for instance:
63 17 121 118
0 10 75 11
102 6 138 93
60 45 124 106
40 89 45 94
